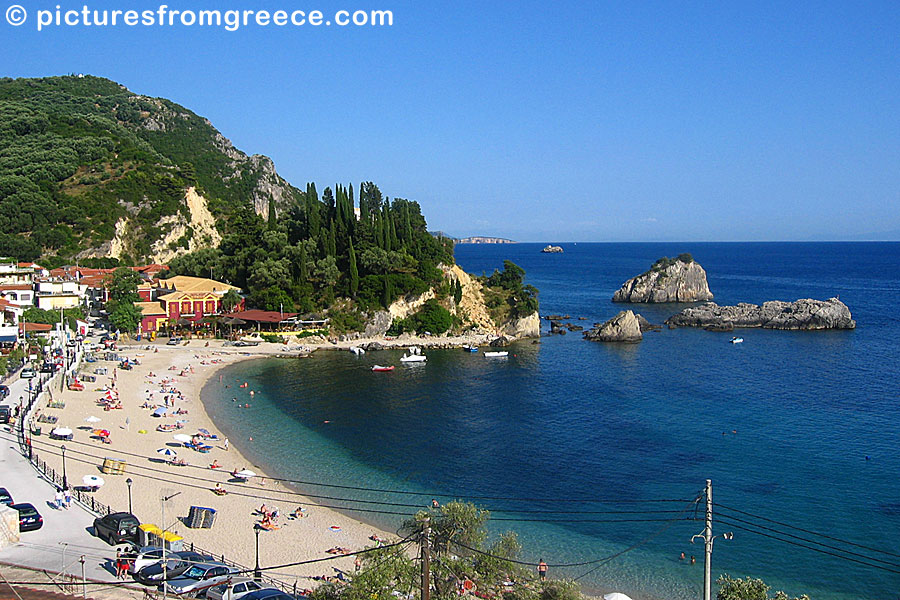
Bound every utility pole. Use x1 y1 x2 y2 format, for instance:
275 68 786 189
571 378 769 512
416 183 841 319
161 491 182 600
80 555 86 600
421 518 431 600
692 479 732 600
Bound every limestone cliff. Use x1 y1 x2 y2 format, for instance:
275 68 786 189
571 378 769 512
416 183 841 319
613 256 713 303
665 297 856 330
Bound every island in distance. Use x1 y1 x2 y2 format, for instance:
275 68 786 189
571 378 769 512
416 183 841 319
541 245 564 253
666 297 856 330
613 253 713 303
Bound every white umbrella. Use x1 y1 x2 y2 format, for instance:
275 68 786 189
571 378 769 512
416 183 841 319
173 433 192 443
235 469 256 479
82 475 105 487
84 416 101 423
52 427 73 436
603 594 635 600
157 448 178 457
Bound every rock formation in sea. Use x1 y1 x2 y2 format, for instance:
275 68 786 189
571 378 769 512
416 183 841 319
541 245 564 253
664 297 856 330
612 255 713 303
583 310 645 342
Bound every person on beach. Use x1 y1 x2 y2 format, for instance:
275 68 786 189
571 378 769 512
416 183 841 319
54 489 63 509
115 549 126 579
224 438 229 451
64 487 71 509
537 559 548 581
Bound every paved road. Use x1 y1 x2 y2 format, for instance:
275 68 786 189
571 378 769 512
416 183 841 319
0 357 121 583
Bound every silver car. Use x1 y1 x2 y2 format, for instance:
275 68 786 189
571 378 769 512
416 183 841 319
164 562 239 597
126 546 167 574
206 578 267 600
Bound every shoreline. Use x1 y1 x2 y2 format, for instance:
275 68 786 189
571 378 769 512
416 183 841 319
31 337 427 589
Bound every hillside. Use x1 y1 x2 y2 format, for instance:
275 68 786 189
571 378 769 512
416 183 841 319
0 75 299 264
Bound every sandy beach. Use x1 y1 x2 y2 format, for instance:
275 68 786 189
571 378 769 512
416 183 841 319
28 335 474 589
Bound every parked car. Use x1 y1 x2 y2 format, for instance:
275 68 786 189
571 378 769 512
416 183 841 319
163 562 240 597
0 384 9 398
0 405 11 424
240 588 300 600
134 551 214 585
40 363 56 374
206 578 266 600
93 512 140 545
11 502 43 532
167 337 183 345
0 487 13 505
20 367 35 379
124 545 167 574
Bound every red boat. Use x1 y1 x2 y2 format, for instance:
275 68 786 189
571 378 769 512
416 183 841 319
371 365 394 372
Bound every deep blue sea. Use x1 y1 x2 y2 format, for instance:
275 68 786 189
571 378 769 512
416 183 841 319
202 243 900 600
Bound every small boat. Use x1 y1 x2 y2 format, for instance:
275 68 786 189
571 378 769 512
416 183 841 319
349 346 365 355
239 333 264 346
372 365 395 372
484 351 509 358
462 345 478 353
400 354 427 363
730 337 744 344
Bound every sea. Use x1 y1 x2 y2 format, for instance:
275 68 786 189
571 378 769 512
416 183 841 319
201 242 900 600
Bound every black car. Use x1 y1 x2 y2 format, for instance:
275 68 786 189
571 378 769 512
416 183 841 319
93 512 140 545
0 487 13 506
134 551 213 585
40 363 56 374
0 384 9 398
11 502 43 532
0 405 11 424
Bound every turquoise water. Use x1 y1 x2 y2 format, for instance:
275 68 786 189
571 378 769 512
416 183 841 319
202 243 900 600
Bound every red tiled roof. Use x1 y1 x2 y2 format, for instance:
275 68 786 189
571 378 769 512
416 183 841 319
20 322 52 332
0 284 33 290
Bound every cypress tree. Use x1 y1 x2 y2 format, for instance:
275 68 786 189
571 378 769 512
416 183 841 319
454 279 463 304
349 238 359 298
383 276 393 308
299 243 308 281
267 197 277 229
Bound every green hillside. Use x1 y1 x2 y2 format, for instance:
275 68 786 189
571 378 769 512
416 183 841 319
0 74 299 264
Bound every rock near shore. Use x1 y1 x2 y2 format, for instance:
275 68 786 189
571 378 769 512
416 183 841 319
613 256 713 303
583 310 644 342
665 297 856 330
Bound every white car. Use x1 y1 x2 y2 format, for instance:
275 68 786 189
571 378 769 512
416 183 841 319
125 546 167 574
206 578 266 600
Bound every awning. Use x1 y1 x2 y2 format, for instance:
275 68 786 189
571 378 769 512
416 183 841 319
0 335 17 342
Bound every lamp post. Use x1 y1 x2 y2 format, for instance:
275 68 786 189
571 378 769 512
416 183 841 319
126 478 133 514
60 444 68 490
254 526 262 582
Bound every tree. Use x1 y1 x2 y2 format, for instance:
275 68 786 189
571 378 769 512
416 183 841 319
221 289 242 312
106 267 144 333
716 575 810 600
411 299 453 335
109 301 143 333
348 238 359 298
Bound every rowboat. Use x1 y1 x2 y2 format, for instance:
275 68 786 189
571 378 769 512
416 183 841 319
462 345 478 352
372 365 395 372
484 351 508 358
400 354 427 362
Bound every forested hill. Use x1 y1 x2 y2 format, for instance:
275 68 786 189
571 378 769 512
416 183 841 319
0 74 300 264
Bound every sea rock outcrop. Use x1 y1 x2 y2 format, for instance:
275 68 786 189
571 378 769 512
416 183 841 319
664 297 856 330
364 311 393 337
501 312 541 338
583 310 644 342
541 245 564 253
613 256 713 303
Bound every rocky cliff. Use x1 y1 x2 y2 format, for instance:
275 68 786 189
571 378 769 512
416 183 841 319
613 256 713 303
584 310 644 342
665 297 856 330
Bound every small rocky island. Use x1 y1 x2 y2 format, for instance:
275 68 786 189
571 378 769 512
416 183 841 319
583 310 656 342
541 245 564 253
613 254 713 303
665 297 856 330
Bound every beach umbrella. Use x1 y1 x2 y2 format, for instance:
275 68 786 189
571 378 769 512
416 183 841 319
197 428 211 436
93 429 110 437
82 475 105 487
235 469 256 479
152 406 168 417
84 416 101 423
603 594 634 600
173 433 192 443
157 448 178 458
51 427 73 437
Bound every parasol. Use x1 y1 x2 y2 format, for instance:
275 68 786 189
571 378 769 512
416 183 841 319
82 475 105 487
173 433 192 443
84 416 101 423
157 448 178 457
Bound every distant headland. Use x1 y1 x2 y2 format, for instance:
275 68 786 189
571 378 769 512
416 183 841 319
456 236 517 244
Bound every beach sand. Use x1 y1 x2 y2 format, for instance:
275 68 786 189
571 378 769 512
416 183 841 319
30 337 443 589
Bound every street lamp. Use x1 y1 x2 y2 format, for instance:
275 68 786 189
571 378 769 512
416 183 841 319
254 526 262 582
126 478 133 514
60 444 68 490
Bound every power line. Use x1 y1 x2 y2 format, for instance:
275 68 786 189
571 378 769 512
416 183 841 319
717 519 900 575
715 502 900 560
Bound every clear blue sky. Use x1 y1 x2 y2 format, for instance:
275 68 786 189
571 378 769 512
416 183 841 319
4 0 898 241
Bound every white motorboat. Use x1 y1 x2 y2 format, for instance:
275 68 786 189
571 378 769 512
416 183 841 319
401 354 427 362
730 337 744 344
349 346 365 355
484 351 509 358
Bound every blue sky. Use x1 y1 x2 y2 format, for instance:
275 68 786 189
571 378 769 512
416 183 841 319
4 0 898 241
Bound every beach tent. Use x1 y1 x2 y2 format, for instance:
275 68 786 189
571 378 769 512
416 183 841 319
603 594 635 600
152 406 168 417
